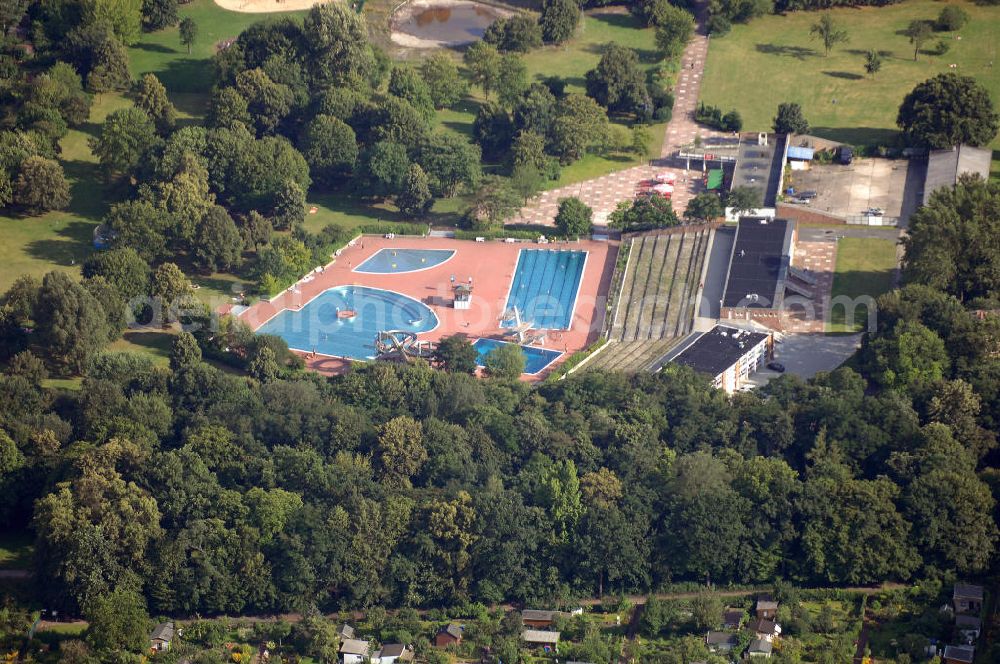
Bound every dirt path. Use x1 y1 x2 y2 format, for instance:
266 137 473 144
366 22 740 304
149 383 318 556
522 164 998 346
515 2 721 228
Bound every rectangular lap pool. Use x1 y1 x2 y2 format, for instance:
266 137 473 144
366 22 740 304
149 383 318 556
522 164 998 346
503 249 587 330
473 338 562 375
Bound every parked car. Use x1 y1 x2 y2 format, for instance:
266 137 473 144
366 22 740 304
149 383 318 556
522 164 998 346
767 362 785 373
836 146 854 165
797 190 818 199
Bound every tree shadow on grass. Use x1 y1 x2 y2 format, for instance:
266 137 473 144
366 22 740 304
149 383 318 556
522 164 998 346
153 58 214 95
169 92 210 121
755 43 817 60
810 126 900 148
61 159 108 221
822 71 864 80
25 220 96 266
845 48 894 58
588 10 641 31
442 121 473 136
133 42 176 54
117 329 175 357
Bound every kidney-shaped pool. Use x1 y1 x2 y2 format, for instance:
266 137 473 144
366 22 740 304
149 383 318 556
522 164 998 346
257 285 438 359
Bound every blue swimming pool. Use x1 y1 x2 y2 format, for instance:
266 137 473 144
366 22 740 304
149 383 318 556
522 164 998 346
257 286 437 359
355 248 455 273
473 338 562 375
503 249 587 330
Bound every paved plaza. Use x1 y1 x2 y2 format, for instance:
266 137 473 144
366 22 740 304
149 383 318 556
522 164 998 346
515 8 722 228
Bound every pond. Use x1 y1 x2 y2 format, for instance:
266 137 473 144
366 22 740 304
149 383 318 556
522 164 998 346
393 0 508 47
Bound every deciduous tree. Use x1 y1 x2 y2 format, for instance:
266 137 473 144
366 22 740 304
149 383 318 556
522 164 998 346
655 5 695 59
396 164 433 218
376 416 427 487
773 102 809 134
420 52 468 109
897 74 999 148
90 107 158 180
195 205 243 272
13 156 70 213
34 271 110 373
540 0 579 44
433 335 478 374
554 197 593 237
810 13 848 56
179 17 197 54
133 73 177 133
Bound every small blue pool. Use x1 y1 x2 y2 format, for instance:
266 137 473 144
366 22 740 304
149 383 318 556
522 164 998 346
355 248 455 273
257 285 437 359
503 249 587 330
473 338 562 375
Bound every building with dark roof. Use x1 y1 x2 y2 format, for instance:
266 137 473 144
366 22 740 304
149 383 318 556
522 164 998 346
748 637 773 658
943 644 975 664
373 644 414 664
720 217 797 330
522 630 560 648
953 583 984 615
150 622 174 652
522 609 562 628
923 145 992 206
705 631 739 653
731 133 787 209
669 325 772 393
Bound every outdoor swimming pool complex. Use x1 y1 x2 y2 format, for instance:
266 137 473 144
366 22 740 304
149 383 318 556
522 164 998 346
355 248 455 273
503 249 587 330
472 338 562 375
257 286 437 359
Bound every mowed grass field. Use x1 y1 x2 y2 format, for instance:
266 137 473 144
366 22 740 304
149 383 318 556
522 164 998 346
701 0 1000 152
829 237 897 332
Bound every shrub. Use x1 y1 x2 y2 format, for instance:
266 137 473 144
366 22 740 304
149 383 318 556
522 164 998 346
707 14 731 36
936 6 968 31
721 110 743 132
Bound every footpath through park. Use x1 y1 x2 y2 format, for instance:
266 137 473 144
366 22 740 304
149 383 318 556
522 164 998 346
516 5 722 228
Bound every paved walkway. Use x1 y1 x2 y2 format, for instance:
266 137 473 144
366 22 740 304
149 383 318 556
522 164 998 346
515 4 720 228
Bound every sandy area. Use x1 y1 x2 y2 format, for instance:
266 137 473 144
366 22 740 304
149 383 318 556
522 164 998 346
212 0 332 14
390 0 512 49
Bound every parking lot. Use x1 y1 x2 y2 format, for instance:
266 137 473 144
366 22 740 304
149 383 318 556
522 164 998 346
784 157 924 225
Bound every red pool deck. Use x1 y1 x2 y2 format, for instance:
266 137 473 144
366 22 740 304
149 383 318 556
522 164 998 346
237 236 619 378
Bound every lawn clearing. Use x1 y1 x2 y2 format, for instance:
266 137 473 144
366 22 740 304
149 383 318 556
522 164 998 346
0 531 33 570
128 0 303 95
0 93 129 294
0 92 213 295
700 0 1000 150
829 237 897 332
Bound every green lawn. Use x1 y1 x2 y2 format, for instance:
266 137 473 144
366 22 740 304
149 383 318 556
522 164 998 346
701 0 1000 150
829 237 897 332
0 93 132 294
127 0 302 95
0 531 33 570
519 9 669 184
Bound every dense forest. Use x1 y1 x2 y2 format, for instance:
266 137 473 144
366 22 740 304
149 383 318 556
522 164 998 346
2 264 999 618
